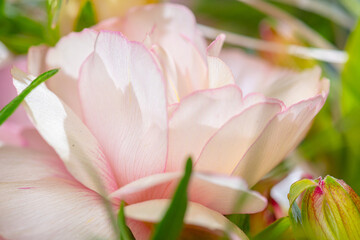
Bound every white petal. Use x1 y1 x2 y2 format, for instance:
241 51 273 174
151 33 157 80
12 67 117 193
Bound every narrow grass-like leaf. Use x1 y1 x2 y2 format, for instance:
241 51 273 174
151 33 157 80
151 157 193 240
74 0 97 32
253 217 292 240
0 68 59 126
117 201 135 240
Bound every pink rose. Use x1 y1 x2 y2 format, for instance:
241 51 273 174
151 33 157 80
0 3 328 240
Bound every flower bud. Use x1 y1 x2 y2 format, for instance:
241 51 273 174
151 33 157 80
290 176 360 240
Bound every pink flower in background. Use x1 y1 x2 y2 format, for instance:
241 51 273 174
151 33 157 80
0 3 328 240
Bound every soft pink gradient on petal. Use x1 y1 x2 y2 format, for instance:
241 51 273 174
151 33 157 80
207 56 235 89
0 146 71 182
27 45 48 76
0 57 35 147
12 67 117 194
0 57 30 126
232 80 329 186
110 171 267 215
0 179 115 240
220 49 292 96
79 31 168 187
94 3 208 99
167 85 244 172
195 102 283 175
189 173 267 214
45 29 98 116
207 34 226 57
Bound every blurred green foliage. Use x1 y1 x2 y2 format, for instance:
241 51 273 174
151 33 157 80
74 0 97 32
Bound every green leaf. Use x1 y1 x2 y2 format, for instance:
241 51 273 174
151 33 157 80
151 157 193 240
0 68 59 126
252 217 292 240
288 179 317 207
117 201 135 240
74 0 97 32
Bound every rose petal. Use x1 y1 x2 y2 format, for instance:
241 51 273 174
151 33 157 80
79 31 168 186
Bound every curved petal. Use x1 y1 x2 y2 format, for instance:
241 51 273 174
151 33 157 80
189 173 267 214
150 44 179 104
12 67 117 194
121 3 204 50
0 146 70 182
110 171 266 215
27 45 48 77
263 67 323 106
45 29 98 116
220 49 325 107
125 199 249 239
109 172 182 203
78 31 168 186
207 34 225 57
167 85 244 172
0 179 115 240
195 102 282 175
207 56 235 89
219 49 292 96
120 4 208 97
232 82 329 186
